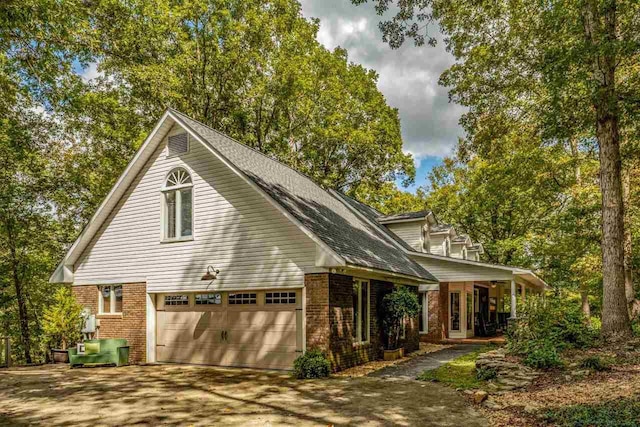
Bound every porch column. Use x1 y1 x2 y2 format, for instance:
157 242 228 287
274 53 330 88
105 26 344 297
520 283 526 303
510 279 517 318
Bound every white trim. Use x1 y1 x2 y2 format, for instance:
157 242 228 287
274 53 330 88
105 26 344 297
146 284 305 294
146 293 156 363
419 284 439 292
344 264 437 284
168 110 346 269
98 285 123 315
419 292 429 334
377 217 428 225
73 278 147 286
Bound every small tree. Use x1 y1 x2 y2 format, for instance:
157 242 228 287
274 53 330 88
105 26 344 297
42 287 83 350
381 287 420 350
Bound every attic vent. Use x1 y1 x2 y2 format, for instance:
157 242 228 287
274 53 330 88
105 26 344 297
168 133 189 156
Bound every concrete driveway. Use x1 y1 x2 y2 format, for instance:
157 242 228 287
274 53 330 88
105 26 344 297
0 364 486 426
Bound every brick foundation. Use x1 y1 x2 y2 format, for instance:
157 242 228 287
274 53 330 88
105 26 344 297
72 283 147 363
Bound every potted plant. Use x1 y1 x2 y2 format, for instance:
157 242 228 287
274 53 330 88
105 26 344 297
43 287 83 363
381 286 420 361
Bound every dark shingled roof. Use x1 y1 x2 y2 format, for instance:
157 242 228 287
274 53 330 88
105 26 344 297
171 110 437 282
431 223 453 233
378 210 432 222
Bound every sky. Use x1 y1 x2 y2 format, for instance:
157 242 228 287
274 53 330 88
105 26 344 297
298 0 466 192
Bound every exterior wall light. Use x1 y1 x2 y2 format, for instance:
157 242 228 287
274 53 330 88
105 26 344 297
201 265 220 281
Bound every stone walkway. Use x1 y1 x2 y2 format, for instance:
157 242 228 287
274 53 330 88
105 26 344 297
369 344 485 380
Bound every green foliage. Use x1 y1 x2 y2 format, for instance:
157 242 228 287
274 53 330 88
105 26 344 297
542 398 640 427
418 346 492 389
293 349 331 379
579 355 611 372
507 295 597 368
381 287 420 350
475 366 497 381
522 340 563 370
42 287 83 350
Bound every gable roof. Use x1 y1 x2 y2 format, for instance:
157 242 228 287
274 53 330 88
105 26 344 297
51 109 437 283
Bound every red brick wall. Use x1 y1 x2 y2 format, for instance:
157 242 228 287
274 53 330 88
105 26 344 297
305 273 420 371
72 283 147 363
304 274 330 352
421 288 446 342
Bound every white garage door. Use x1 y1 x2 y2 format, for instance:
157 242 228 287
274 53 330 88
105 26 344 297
156 290 301 370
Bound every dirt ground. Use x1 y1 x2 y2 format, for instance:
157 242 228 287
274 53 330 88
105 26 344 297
0 364 486 426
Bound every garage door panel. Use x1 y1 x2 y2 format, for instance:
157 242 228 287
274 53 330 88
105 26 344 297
157 291 299 369
222 348 299 370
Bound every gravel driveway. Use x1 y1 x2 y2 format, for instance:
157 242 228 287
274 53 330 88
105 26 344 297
0 364 486 426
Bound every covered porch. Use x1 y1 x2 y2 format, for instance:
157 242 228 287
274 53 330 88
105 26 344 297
440 275 546 340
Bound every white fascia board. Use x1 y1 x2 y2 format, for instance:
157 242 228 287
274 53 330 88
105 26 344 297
409 251 522 273
49 111 174 284
168 111 346 269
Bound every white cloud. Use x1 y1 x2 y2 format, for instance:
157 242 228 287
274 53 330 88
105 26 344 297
80 62 104 83
299 0 466 161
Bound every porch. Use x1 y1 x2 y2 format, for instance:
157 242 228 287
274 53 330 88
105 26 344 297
418 275 547 341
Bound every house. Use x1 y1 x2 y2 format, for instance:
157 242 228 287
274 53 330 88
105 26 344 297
50 109 547 371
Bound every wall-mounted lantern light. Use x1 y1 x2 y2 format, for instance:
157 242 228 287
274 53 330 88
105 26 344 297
201 265 220 281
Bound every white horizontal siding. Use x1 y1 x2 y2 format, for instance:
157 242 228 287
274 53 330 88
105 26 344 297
429 235 447 256
74 124 317 292
385 222 423 251
412 256 514 282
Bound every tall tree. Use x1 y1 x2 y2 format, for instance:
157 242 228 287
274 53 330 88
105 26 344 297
357 0 640 339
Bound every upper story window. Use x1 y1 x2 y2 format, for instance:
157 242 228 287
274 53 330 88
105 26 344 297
422 225 430 253
462 247 467 260
445 238 451 257
162 168 193 241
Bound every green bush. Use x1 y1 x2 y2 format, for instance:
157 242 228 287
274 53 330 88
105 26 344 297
42 287 83 350
476 366 498 381
523 340 563 369
506 295 596 368
293 349 331 379
381 286 420 350
579 355 611 371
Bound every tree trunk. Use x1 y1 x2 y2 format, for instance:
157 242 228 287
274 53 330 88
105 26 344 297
9 243 32 364
584 0 632 340
570 138 591 323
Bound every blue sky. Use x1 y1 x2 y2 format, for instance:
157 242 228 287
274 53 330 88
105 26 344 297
299 0 465 193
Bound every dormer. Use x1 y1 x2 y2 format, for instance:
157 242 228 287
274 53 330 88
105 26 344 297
466 243 485 261
428 223 455 256
377 210 437 253
450 234 472 259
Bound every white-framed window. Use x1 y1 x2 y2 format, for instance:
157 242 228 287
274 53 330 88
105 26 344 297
165 295 189 306
162 168 193 241
99 285 123 314
265 292 296 304
445 238 451 256
422 225 430 253
228 293 256 305
419 292 429 334
195 293 221 305
462 247 467 260
352 279 370 344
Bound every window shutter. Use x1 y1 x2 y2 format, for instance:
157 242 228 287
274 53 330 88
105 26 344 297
168 133 189 155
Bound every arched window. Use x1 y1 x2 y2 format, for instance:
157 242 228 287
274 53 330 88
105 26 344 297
163 168 193 240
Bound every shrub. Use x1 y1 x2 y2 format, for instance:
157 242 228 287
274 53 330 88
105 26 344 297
42 287 83 350
293 350 331 379
523 340 563 369
476 366 498 381
506 295 597 367
579 355 611 371
381 286 420 350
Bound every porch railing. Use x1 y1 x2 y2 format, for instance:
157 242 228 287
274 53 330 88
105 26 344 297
0 337 9 368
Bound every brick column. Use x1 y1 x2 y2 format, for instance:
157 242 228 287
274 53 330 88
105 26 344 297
304 274 330 352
